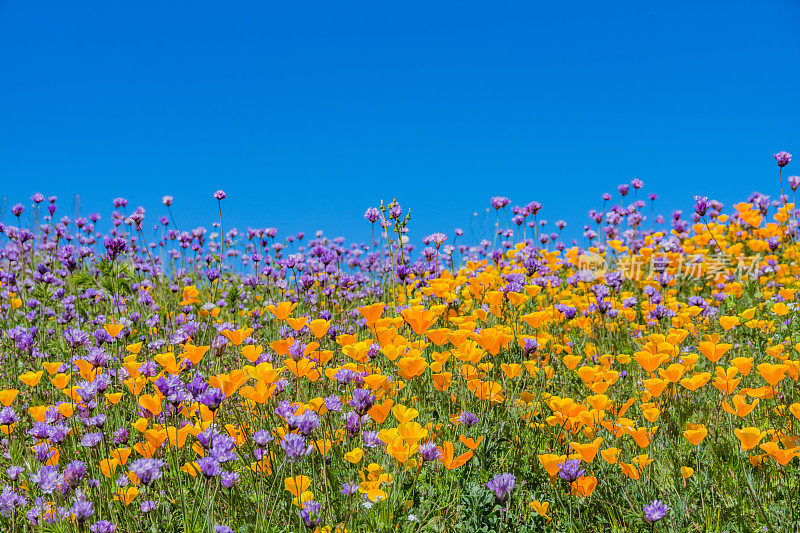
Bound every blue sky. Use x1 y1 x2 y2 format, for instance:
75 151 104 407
1 0 799 247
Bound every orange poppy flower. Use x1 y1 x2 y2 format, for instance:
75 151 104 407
358 302 386 325
569 437 603 463
734 427 766 451
221 328 254 346
683 425 708 446
308 319 331 339
697 341 732 363
439 441 473 470
266 302 298 321
19 371 43 388
757 363 788 387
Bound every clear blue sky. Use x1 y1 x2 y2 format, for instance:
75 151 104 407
1 0 799 246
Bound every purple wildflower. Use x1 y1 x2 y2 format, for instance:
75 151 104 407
774 151 792 168
280 434 313 462
643 500 670 523
71 500 94 523
128 458 166 486
557 459 585 482
30 465 62 494
486 473 516 503
364 208 381 223
693 196 709 217
340 482 359 496
490 196 510 210
297 500 322 528
419 441 441 462
350 388 375 415
90 521 117 533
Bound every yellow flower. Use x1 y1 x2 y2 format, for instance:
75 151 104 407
530 500 550 520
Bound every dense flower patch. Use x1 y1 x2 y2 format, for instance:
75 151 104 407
0 153 799 531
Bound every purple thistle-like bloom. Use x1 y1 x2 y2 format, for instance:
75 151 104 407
102 236 129 261
426 232 448 247
141 500 157 513
526 201 542 215
252 430 273 447
138 360 159 378
213 190 227 200
71 500 94 523
275 401 299 420
323 395 342 412
221 471 240 489
30 465 62 494
6 467 24 481
0 407 19 426
215 526 234 533
643 500 670 523
197 427 220 450
289 410 320 436
113 427 129 445
486 473 516 503
90 521 117 533
128 458 166 486
280 433 313 462
523 337 538 357
343 412 367 436
555 304 577 319
63 460 86 489
490 196 510 210
209 435 237 463
364 207 381 223
419 441 441 462
557 459 585 482
297 500 322 528
32 443 54 463
0 485 27 517
363 430 384 448
458 411 479 427
187 375 208 399
693 196 709 217
774 151 792 168
63 326 88 347
205 268 221 282
48 424 70 444
80 432 103 448
789 175 800 192
287 341 306 361
197 457 223 479
334 368 356 384
199 387 225 411
350 388 375 415
340 482 359 496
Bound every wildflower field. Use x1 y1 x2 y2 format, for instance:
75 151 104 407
2 153 800 532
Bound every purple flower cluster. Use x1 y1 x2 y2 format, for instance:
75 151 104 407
486 473 516 503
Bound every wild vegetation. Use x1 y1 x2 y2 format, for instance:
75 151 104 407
0 153 798 531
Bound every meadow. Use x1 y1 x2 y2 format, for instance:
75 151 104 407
1 153 799 532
